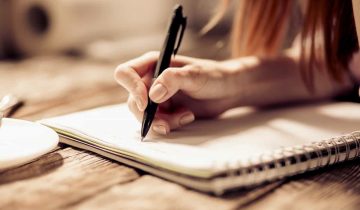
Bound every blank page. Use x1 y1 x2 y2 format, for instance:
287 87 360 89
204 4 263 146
41 102 360 178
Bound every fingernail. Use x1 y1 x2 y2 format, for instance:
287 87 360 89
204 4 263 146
153 125 167 135
149 83 167 102
136 96 144 111
179 113 195 126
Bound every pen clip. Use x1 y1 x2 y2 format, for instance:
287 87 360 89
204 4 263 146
173 17 187 56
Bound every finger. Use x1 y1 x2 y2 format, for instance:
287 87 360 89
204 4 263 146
170 54 204 67
151 107 195 135
114 51 185 110
116 51 159 77
127 96 144 122
115 52 160 111
149 65 208 103
114 51 190 82
151 118 170 135
115 52 199 84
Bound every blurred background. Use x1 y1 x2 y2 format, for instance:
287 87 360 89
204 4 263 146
0 0 235 60
0 0 236 119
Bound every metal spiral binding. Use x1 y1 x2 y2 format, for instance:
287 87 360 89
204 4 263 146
213 131 360 193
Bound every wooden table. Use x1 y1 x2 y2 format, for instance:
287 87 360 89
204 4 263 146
1 52 360 210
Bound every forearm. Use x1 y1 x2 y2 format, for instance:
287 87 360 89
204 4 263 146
221 52 354 107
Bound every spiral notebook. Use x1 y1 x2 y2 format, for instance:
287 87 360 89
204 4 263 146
40 102 360 194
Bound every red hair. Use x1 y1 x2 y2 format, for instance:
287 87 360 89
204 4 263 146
230 0 359 91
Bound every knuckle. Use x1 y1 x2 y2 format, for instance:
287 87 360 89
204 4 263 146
164 68 180 80
143 51 159 59
127 97 138 114
114 65 129 81
127 97 134 109
184 65 208 92
114 65 124 79
134 80 146 93
185 65 205 85
185 65 202 77
172 65 202 79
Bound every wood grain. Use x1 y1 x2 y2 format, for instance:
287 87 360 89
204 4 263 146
0 146 139 210
243 160 360 210
65 176 283 210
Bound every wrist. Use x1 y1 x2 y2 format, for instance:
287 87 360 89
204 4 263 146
219 57 259 108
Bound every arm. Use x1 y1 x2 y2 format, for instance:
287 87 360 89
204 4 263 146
115 49 354 134
220 49 354 108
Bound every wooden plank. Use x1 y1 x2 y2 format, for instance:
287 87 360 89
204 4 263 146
64 160 360 210
0 55 129 120
19 85 128 121
0 146 139 210
64 175 282 210
243 160 360 210
0 56 117 103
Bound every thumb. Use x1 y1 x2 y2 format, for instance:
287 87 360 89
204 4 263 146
149 65 207 103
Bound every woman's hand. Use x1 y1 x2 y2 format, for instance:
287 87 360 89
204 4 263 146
114 52 238 135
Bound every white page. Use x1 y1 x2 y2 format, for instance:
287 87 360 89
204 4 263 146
41 102 360 177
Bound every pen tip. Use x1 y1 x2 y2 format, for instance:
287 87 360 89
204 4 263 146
141 137 144 142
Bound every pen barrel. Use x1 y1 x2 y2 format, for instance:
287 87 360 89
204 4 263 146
141 100 158 137
153 6 185 77
141 5 186 139
153 30 177 76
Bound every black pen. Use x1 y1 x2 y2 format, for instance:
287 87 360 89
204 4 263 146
141 5 187 141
